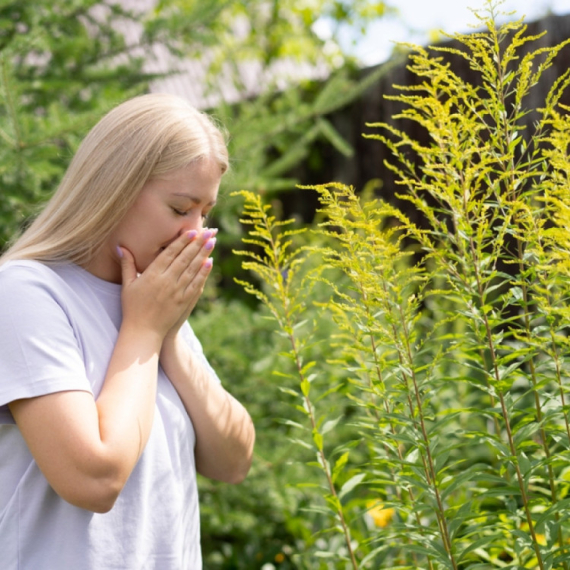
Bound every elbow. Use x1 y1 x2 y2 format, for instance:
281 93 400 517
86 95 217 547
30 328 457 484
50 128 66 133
226 461 251 485
52 461 128 514
197 451 253 485
229 425 255 484
80 484 122 514
74 497 117 514
60 477 124 513
224 433 256 485
197 439 255 485
196 417 256 484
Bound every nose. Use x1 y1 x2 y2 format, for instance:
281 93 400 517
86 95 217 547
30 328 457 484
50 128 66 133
178 212 203 236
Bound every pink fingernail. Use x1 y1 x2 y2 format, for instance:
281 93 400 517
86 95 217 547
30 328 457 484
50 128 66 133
205 237 216 251
186 230 197 239
204 257 213 269
116 245 123 258
202 229 213 240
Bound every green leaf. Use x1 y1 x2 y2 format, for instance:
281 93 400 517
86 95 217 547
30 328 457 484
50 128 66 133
339 473 366 500
331 453 349 485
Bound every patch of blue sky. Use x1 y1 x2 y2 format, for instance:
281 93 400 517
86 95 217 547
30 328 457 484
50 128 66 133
313 0 570 66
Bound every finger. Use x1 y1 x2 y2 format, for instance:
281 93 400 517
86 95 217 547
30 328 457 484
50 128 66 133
179 257 214 317
151 230 199 273
174 235 216 287
117 246 138 286
169 230 216 283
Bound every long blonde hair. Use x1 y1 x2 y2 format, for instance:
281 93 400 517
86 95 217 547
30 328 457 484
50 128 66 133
0 93 228 266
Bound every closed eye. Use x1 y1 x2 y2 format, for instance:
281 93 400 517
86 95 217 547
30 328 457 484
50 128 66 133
172 207 211 220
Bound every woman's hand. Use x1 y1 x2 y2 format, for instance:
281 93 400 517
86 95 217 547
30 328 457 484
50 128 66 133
118 229 216 341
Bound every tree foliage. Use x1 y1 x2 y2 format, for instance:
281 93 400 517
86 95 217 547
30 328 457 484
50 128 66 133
0 0 392 250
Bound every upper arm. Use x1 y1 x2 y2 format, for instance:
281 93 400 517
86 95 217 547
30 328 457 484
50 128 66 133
9 391 121 513
0 264 92 414
0 264 119 512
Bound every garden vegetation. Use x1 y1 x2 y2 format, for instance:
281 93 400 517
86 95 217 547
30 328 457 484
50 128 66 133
233 2 570 567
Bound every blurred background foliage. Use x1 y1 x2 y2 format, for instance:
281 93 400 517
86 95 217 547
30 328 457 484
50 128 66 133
0 0 396 301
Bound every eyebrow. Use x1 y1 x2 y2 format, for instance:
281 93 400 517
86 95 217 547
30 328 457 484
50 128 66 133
170 193 217 207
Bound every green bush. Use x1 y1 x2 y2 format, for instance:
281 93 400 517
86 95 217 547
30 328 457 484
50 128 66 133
233 3 570 568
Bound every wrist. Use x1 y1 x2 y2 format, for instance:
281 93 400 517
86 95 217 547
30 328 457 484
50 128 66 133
160 327 184 361
118 321 164 354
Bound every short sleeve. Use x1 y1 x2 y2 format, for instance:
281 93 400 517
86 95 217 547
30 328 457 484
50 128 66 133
180 320 221 384
0 263 92 424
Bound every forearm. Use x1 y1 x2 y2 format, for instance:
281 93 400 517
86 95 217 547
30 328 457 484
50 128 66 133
95 325 162 482
160 332 255 484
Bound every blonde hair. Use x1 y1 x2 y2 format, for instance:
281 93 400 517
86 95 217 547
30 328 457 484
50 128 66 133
0 93 229 266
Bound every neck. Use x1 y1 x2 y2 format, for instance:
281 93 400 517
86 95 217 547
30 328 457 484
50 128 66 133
83 245 123 284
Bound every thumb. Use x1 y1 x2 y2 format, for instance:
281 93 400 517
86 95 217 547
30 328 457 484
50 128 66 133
117 246 138 286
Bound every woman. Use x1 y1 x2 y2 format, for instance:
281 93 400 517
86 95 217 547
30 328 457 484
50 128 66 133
0 93 255 569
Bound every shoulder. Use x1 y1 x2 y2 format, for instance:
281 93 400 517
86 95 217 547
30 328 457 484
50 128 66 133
0 261 92 416
0 260 72 299
0 260 80 323
0 259 61 287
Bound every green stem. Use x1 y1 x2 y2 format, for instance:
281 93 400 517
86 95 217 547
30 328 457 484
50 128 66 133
378 273 458 570
287 330 359 570
515 240 568 567
468 236 545 570
262 214 359 570
398 305 458 570
355 279 430 570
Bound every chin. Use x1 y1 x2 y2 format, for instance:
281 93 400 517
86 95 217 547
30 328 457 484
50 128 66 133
133 256 149 275
132 250 160 275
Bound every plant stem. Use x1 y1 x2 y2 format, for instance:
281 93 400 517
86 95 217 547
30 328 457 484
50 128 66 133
515 238 568 567
286 330 359 570
377 272 458 570
356 279 430 570
262 216 360 569
468 236 546 570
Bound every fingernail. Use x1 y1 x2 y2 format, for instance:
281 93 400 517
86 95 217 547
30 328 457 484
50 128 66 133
202 229 213 240
204 237 216 251
116 245 123 258
204 257 213 269
186 230 197 239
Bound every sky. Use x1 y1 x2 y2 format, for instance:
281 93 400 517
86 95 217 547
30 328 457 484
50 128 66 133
331 0 570 66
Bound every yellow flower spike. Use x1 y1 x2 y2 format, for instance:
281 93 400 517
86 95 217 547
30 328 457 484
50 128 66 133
366 500 395 528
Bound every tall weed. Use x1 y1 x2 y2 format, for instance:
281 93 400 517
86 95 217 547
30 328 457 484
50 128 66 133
234 2 570 568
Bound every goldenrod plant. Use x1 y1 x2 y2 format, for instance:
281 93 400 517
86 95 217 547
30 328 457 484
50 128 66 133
234 1 570 568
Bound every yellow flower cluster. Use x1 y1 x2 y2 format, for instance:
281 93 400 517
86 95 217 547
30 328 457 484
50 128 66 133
366 501 395 528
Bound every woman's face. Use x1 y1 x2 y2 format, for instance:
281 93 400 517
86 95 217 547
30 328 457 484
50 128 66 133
89 157 222 283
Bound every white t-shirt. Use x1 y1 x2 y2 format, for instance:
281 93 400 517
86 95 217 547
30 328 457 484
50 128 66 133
0 260 218 569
